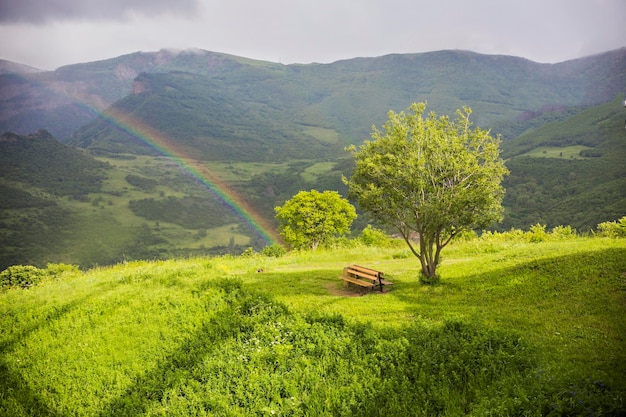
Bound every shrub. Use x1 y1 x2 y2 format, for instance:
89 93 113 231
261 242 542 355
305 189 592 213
453 229 478 242
46 263 80 276
550 225 577 239
260 244 286 257
324 236 359 249
480 228 525 242
359 225 393 247
597 216 626 238
0 265 47 290
527 223 548 243
239 247 257 258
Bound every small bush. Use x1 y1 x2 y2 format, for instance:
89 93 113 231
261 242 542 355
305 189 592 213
0 265 47 290
454 229 478 242
550 225 577 239
480 228 526 242
46 263 80 276
597 216 626 238
527 224 548 243
360 225 391 246
239 247 257 258
260 244 286 257
324 236 359 249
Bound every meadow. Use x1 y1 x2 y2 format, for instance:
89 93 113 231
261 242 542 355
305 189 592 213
517 145 592 159
1 233 625 416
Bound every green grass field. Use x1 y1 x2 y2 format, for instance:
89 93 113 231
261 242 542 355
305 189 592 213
1 236 625 416
517 145 593 159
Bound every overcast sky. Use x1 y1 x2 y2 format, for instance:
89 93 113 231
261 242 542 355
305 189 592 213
0 0 625 71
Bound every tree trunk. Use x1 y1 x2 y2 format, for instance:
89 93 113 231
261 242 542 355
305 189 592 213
419 237 440 284
420 261 439 284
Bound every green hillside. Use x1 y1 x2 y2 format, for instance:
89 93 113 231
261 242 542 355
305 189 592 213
2 236 625 416
500 97 626 230
3 48 625 142
0 130 108 196
1 49 626 269
0 131 277 270
0 131 110 268
66 49 626 160
2 93 626 269
69 71 340 162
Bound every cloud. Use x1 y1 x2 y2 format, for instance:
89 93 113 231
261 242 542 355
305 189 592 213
0 0 200 24
0 0 623 70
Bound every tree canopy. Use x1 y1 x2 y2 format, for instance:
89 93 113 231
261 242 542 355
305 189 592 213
275 190 357 250
344 102 508 282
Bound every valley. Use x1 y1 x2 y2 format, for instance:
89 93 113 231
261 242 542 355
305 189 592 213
0 48 625 269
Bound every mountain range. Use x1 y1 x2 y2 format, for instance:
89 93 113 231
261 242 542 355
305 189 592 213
3 48 625 145
0 48 625 269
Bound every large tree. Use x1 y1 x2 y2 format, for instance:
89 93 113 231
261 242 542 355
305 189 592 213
344 102 508 282
275 190 357 250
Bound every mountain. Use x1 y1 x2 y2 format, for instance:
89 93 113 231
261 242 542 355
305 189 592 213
500 96 626 230
0 130 110 268
68 71 339 162
0 48 625 269
0 59 43 74
0 50 224 139
0 130 271 270
2 48 625 143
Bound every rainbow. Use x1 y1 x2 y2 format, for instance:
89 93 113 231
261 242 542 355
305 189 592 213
100 107 279 246
9 72 279 246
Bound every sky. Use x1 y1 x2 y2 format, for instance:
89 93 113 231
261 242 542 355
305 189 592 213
0 0 625 71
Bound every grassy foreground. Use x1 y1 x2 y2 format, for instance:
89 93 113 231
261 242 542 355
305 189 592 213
1 236 625 416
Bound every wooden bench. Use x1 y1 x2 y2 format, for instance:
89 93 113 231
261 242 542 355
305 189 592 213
340 264 392 292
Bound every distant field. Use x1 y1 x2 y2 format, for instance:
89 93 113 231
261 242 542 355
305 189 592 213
518 145 593 159
203 160 292 182
300 161 336 182
301 125 342 144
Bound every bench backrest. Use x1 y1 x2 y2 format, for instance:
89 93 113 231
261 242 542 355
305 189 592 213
350 264 384 278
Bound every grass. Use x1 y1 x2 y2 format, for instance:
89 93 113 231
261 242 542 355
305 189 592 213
301 126 342 144
1 236 625 415
518 145 593 159
300 162 336 182
203 161 292 182
90 155 278 249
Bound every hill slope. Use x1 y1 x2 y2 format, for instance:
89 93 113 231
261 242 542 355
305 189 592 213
1 49 625 268
0 130 110 268
69 49 626 158
0 130 273 270
501 97 626 229
68 71 340 162
1 239 625 416
2 48 625 142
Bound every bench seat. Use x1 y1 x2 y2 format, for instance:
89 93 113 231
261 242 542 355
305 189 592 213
340 275 376 288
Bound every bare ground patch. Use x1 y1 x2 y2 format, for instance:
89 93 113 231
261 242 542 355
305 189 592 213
325 282 391 297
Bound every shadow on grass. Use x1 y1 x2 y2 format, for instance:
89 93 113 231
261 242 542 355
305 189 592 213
0 289 108 417
0 277 165 415
95 279 251 416
0 360 63 417
389 247 626 381
244 269 346 297
390 247 626 308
